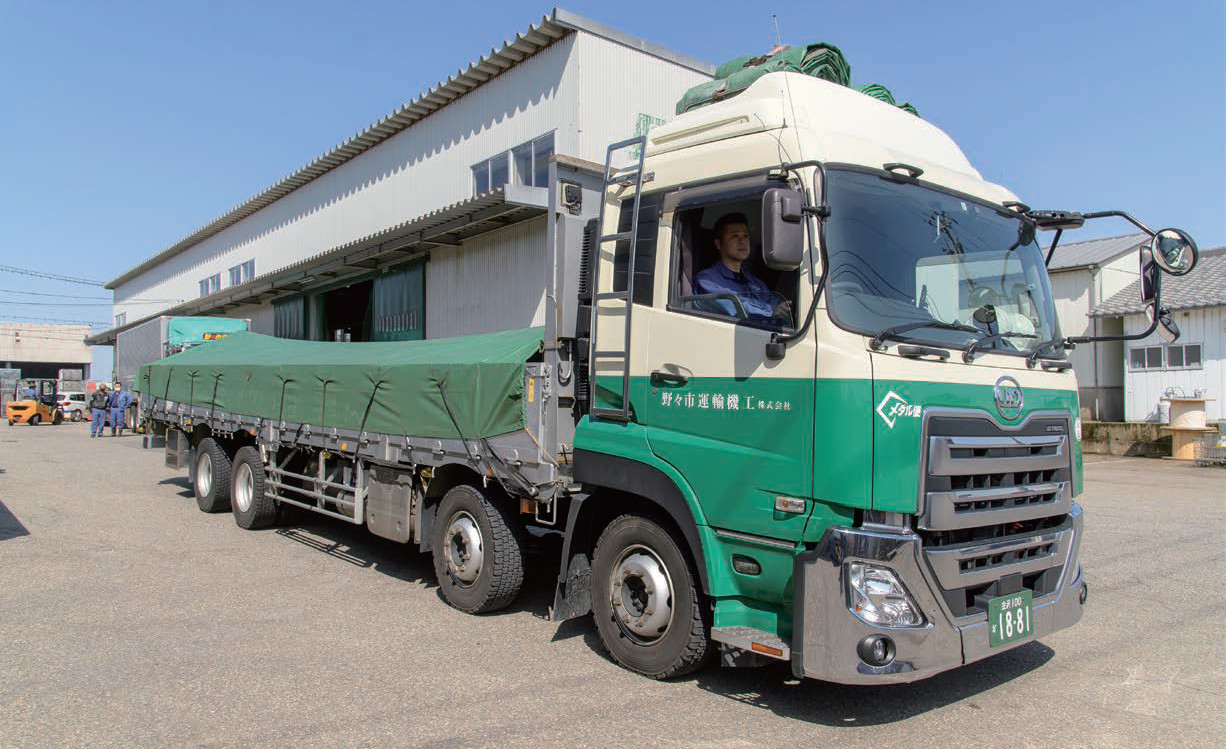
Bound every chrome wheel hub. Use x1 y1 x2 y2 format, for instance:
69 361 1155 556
610 546 674 642
444 512 483 585
234 462 254 513
195 452 212 497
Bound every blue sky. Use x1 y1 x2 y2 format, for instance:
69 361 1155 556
2 1 1223 380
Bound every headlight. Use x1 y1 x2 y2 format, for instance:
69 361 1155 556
846 562 925 627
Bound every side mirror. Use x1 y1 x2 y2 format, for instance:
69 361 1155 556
761 187 804 271
1139 250 1159 309
1150 228 1198 275
1147 303 1181 343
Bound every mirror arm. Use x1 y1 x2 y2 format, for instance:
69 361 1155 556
1044 228 1064 266
1080 210 1155 237
1066 272 1165 345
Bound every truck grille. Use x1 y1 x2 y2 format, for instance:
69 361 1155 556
918 413 1075 618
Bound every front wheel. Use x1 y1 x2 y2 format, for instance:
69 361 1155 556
230 446 278 529
52 410 63 425
591 515 712 679
431 484 525 613
71 410 83 423
29 414 40 426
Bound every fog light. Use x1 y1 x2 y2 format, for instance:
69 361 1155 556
732 555 761 575
846 562 925 627
857 635 895 667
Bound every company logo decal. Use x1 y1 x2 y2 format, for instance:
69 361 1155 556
994 376 1024 420
876 390 922 429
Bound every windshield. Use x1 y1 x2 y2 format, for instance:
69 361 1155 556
823 168 1062 356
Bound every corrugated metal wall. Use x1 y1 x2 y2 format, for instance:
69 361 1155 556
425 217 548 338
1123 306 1224 422
112 27 711 329
113 35 577 319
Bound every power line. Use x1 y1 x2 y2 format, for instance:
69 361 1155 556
0 288 181 303
1 315 109 326
0 265 104 286
0 300 172 307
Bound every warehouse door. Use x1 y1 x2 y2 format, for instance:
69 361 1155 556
371 259 425 341
320 280 374 341
273 295 308 339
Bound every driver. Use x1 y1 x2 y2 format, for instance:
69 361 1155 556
693 212 791 323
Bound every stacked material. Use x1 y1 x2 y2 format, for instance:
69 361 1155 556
677 43 918 117
137 328 544 440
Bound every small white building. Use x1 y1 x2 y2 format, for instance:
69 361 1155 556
0 322 91 380
91 9 713 346
1093 248 1226 424
1047 234 1146 421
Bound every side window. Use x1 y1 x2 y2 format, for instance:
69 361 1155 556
611 192 662 305
669 195 798 330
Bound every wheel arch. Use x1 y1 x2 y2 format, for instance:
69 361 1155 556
569 449 710 595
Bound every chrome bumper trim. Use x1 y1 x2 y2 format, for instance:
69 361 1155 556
792 503 1085 685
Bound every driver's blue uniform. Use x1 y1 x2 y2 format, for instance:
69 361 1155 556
693 262 777 321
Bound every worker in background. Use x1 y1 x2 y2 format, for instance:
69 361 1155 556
89 385 109 438
108 381 131 437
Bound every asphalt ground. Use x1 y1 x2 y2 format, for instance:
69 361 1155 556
1 422 1223 748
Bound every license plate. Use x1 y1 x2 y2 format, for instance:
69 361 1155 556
988 589 1033 647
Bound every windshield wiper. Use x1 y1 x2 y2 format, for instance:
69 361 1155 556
869 320 979 351
962 330 1039 363
1025 337 1069 369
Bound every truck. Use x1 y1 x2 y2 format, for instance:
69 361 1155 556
136 69 1200 684
116 315 249 428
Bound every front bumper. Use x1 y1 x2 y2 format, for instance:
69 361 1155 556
791 503 1085 684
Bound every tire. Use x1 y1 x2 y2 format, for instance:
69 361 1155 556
52 411 63 425
71 410 83 422
431 484 525 614
193 438 232 513
230 446 277 529
29 414 40 426
591 514 712 679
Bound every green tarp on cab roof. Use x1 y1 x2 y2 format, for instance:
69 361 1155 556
137 327 544 440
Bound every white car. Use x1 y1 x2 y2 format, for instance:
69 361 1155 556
57 391 86 422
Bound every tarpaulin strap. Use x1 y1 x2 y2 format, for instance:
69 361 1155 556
352 379 384 463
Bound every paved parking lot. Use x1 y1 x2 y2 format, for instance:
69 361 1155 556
1 422 1223 748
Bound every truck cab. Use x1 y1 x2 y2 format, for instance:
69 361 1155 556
577 72 1089 683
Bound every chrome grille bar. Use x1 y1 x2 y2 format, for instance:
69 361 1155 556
920 481 1071 530
928 434 1068 476
925 526 1070 589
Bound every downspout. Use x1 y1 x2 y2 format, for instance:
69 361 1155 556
1088 264 1099 420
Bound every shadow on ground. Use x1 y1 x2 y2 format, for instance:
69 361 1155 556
689 641 1055 726
158 476 194 498
0 500 30 541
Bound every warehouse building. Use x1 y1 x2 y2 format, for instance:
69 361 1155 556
91 9 712 347
1 322 91 380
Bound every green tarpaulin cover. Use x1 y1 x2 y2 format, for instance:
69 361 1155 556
137 327 544 440
676 42 919 117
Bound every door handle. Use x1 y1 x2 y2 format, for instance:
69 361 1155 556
650 370 688 386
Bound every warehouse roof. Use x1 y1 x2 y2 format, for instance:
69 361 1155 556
1093 247 1226 316
89 185 548 345
1046 233 1147 271
104 8 713 291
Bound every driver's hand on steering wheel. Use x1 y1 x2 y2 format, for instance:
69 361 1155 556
773 299 793 323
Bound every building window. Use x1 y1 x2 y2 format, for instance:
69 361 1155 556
199 273 221 297
114 312 126 327
1129 343 1203 371
1129 346 1163 370
472 132 554 195
229 259 255 286
1166 343 1202 370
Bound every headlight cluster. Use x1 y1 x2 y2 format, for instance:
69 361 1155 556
847 562 924 627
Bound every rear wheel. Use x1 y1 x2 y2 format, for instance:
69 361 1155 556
193 438 232 513
70 410 83 422
230 446 277 529
431 484 525 613
591 514 712 679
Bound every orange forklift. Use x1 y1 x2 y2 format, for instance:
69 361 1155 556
6 379 64 426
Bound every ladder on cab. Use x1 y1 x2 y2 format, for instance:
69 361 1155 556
588 135 648 421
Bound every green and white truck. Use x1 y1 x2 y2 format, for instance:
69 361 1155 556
139 70 1199 683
